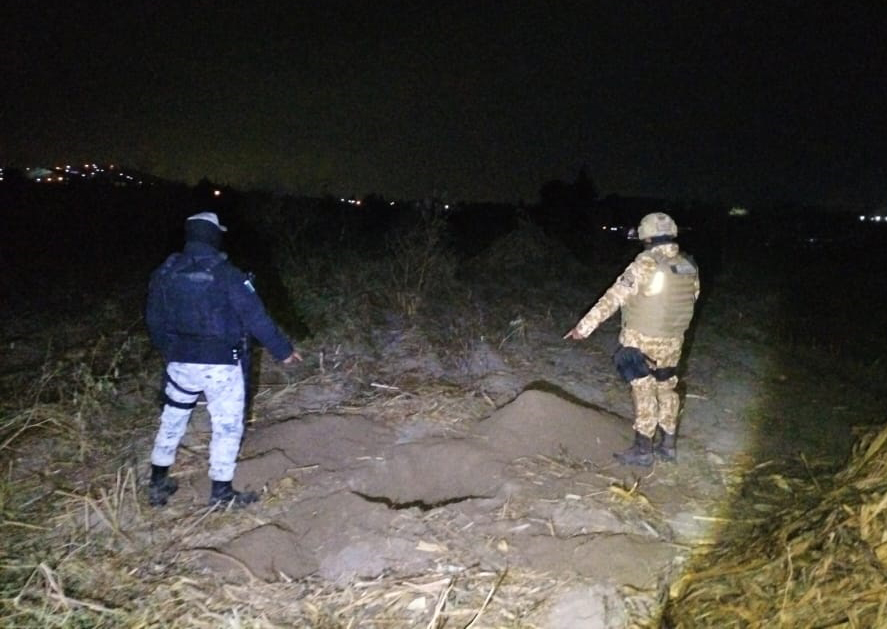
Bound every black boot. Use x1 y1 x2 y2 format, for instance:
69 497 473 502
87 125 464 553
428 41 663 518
209 480 258 508
654 427 677 462
613 431 654 467
148 465 178 507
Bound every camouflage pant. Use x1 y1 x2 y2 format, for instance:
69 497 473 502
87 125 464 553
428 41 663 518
630 375 680 437
620 328 683 438
150 362 246 482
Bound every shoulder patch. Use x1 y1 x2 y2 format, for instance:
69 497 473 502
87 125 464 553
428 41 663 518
616 273 635 289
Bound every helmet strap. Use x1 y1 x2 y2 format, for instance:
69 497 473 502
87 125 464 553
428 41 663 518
645 235 675 248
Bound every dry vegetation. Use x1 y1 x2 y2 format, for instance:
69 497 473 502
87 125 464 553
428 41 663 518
665 422 887 628
0 214 592 628
2 197 886 628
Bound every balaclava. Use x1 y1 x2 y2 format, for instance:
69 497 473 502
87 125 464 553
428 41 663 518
185 216 224 250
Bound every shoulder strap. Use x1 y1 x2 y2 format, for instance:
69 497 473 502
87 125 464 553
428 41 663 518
167 252 227 275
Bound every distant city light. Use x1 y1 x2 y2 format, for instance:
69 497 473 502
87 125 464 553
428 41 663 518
3 162 156 188
729 206 749 217
213 189 221 197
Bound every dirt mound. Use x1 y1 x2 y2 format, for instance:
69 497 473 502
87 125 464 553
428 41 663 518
477 387 632 462
349 439 506 505
188 387 653 593
241 413 395 471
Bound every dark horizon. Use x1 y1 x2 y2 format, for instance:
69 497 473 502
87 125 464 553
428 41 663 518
3 2 886 207
5 160 885 215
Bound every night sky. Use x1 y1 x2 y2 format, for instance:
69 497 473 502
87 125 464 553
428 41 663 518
3 1 886 206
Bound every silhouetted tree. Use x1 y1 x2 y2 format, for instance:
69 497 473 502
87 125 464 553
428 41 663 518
538 165 598 209
532 166 601 261
538 179 571 208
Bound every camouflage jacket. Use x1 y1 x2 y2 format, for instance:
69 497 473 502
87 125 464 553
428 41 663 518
575 243 700 340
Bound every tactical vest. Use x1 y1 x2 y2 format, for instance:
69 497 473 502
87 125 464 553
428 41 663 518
622 251 697 338
156 253 235 344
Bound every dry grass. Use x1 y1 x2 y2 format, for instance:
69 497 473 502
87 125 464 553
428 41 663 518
7 222 885 628
0 322 581 629
0 329 663 628
665 421 887 628
2 475 585 629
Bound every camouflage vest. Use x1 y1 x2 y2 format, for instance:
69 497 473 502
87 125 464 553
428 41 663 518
622 250 697 338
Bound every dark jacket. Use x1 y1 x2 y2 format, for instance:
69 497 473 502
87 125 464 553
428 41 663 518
146 241 293 364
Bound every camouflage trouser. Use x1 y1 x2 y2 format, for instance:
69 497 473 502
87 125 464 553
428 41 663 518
150 362 246 482
620 328 683 438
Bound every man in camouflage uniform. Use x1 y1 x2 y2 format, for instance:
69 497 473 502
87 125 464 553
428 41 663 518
145 212 302 507
565 212 699 466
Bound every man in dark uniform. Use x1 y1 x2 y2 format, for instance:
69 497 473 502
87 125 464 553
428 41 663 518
145 211 301 507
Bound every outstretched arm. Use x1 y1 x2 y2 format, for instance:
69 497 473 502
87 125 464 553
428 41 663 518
564 254 655 339
229 272 295 361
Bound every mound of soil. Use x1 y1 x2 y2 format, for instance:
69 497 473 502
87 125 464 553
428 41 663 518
173 387 704 625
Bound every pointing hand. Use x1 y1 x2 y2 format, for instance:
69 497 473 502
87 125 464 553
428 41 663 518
283 350 303 364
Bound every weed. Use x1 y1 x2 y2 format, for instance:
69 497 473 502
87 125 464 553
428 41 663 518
386 211 455 316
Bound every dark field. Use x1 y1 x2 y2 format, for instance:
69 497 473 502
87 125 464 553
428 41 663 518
2 181 886 626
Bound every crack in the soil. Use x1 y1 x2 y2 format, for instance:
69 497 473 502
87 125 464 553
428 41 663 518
522 379 632 420
350 490 493 511
239 447 298 464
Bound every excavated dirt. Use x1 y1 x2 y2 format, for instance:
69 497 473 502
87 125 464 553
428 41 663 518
5 222 881 627
146 293 785 627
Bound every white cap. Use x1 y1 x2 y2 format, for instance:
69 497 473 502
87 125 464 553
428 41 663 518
186 211 227 232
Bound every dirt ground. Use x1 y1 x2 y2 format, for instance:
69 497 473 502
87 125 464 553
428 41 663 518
125 270 813 627
3 225 880 628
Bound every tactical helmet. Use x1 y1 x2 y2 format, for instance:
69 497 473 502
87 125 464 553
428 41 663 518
637 212 678 240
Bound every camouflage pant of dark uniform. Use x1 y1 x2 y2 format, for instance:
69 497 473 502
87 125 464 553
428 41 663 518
620 328 683 438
